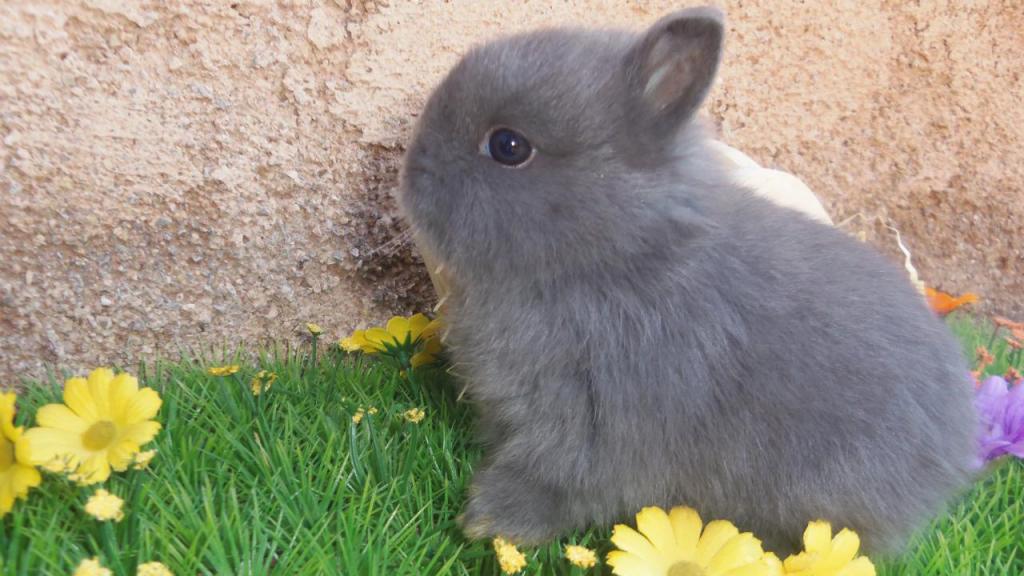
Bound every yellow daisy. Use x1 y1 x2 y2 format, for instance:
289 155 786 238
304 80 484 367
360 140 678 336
565 544 598 569
74 557 111 576
402 408 425 424
84 488 124 522
419 315 443 340
782 521 875 576
0 392 42 517
411 335 443 368
383 314 434 345
607 506 777 576
340 314 441 354
132 449 157 470
493 537 528 574
137 561 174 576
23 368 162 485
207 365 240 377
307 323 323 336
340 330 375 353
250 370 277 396
352 408 365 425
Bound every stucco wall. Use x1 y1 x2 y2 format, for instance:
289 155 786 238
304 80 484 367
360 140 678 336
1 1 1021 382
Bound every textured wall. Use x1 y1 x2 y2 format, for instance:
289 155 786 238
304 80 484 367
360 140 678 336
1 1 1021 382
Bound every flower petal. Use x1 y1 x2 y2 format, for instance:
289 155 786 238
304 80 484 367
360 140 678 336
695 520 740 566
13 464 42 492
14 437 34 465
606 551 660 576
1006 440 1024 459
71 454 112 485
722 562 777 576
708 533 765 574
421 317 443 340
340 333 362 352
836 556 876 576
783 551 815 573
121 388 162 424
410 351 435 368
820 529 860 571
35 404 89 433
407 313 430 341
759 552 784 576
22 427 85 463
363 328 393 349
108 440 140 471
64 377 99 421
636 507 678 559
669 506 703 557
386 316 410 341
0 485 13 516
87 368 116 415
108 373 140 420
121 421 162 447
0 393 18 440
802 521 833 555
611 524 666 569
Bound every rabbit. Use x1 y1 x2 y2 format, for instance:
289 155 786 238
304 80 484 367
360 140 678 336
397 6 977 555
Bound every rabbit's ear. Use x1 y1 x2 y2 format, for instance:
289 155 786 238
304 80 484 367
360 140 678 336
624 7 724 141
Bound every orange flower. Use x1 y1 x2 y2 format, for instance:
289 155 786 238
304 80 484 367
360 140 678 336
924 287 978 316
976 346 995 371
1007 337 1023 351
1005 367 1022 386
971 370 983 386
993 316 1024 331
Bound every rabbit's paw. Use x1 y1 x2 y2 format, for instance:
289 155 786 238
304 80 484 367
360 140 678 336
459 468 568 545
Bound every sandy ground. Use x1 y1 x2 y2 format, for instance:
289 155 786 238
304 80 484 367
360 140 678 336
1 1 1021 381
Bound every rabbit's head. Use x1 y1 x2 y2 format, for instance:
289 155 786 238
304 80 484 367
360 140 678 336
400 7 726 282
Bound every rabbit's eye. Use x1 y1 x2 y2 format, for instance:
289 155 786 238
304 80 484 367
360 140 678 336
483 128 534 167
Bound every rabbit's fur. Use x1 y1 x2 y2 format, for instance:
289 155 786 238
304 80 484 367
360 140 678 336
398 7 976 554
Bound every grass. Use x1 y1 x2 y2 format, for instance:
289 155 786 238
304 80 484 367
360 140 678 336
2 315 1022 575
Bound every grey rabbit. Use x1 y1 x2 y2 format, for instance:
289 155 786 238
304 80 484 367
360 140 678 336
397 6 977 555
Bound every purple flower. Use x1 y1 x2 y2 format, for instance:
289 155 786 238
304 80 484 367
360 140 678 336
975 376 1024 463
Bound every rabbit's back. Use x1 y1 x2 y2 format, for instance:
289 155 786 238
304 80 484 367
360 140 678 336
449 189 976 553
670 192 977 551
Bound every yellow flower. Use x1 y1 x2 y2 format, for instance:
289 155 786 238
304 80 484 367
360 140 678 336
340 314 441 355
132 449 157 470
73 557 111 576
385 314 434 345
84 488 125 522
250 370 277 396
340 331 373 353
402 408 425 424
782 521 875 576
207 365 240 377
367 407 379 416
352 408 365 424
493 537 528 574
307 323 323 336
565 544 597 569
419 315 443 340
23 368 162 485
0 392 42 517
411 335 443 368
607 506 777 576
137 562 174 576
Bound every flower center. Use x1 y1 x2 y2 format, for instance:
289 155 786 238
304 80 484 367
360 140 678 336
82 420 117 451
0 437 14 470
668 562 707 576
